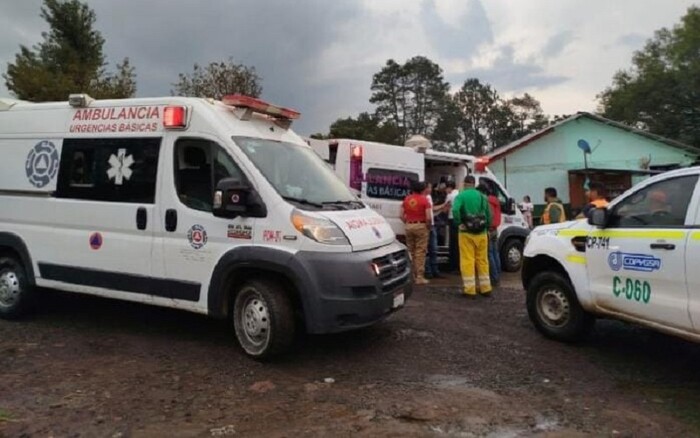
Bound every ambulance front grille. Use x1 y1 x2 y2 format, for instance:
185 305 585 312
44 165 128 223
372 250 410 292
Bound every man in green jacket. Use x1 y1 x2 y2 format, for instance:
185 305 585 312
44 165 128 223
452 175 492 297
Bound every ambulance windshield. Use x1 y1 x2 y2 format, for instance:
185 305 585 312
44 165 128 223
233 136 361 210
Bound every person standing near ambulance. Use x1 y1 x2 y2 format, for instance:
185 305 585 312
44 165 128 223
542 187 566 225
577 181 609 220
478 184 502 287
453 176 492 297
401 181 432 285
444 181 460 273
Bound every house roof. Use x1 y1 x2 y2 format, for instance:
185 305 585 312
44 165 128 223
487 112 700 162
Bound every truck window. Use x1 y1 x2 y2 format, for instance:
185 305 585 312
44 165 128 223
365 168 418 201
174 139 246 212
56 138 160 203
609 175 698 228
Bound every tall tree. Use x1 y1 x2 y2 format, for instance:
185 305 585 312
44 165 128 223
4 0 136 101
508 93 549 138
599 6 700 147
452 78 501 155
370 56 450 143
327 112 401 144
172 59 262 99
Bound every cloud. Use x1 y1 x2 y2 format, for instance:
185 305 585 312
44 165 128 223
457 45 569 92
541 31 575 58
616 33 647 48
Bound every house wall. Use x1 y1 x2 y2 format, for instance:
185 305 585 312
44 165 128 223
490 117 697 218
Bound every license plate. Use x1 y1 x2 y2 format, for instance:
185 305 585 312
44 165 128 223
393 293 405 309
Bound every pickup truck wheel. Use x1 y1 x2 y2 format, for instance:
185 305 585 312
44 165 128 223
526 271 593 342
501 238 524 272
0 255 34 319
233 280 295 360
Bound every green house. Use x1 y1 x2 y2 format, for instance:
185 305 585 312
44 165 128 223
487 112 699 222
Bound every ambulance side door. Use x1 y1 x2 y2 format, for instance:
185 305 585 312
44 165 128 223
586 175 698 331
46 137 159 301
153 135 257 311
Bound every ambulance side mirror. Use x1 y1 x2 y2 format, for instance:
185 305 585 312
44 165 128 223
213 178 267 219
588 208 609 228
505 198 517 215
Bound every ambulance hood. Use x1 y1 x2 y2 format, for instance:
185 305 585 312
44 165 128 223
319 208 396 252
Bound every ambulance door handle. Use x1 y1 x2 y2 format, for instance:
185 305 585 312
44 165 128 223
165 209 178 232
650 243 675 250
136 207 147 231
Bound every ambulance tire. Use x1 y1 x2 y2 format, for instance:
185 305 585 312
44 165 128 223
233 279 296 360
527 271 593 342
501 238 524 272
0 255 35 320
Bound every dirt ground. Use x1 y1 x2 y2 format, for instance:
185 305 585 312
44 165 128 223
2 273 700 437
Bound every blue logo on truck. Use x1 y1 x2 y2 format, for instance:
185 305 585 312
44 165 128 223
608 252 661 273
25 140 59 188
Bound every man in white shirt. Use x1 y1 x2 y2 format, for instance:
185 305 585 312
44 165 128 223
444 181 460 273
423 182 445 279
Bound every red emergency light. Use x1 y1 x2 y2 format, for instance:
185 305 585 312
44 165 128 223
475 157 490 173
222 95 300 120
163 106 187 129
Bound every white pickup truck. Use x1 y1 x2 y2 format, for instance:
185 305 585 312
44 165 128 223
522 166 700 344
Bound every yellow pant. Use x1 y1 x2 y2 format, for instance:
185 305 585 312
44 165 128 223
405 223 429 280
459 232 492 295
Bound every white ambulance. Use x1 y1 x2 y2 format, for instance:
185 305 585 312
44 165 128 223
522 166 700 344
0 94 411 359
309 138 531 272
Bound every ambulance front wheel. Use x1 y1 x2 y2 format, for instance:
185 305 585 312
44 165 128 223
233 279 296 360
526 271 593 342
0 255 35 319
501 238 524 272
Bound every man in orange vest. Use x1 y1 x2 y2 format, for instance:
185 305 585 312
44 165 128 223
542 187 566 225
579 181 609 219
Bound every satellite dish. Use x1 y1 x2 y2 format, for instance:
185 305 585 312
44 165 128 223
577 139 591 154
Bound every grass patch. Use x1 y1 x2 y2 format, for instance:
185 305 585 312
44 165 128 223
0 409 12 422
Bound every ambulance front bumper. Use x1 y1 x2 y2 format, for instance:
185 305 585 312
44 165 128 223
293 240 412 334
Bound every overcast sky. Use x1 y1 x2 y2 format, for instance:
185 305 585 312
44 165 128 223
0 0 697 135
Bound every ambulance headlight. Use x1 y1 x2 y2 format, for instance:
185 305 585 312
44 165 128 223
291 210 349 245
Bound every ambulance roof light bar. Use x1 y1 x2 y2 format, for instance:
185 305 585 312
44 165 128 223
222 95 300 129
475 156 490 173
68 93 94 108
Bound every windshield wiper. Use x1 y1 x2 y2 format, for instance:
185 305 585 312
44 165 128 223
322 200 364 210
282 196 324 209
322 201 365 210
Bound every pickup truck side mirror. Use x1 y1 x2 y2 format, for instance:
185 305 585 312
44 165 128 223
213 178 267 219
588 208 609 228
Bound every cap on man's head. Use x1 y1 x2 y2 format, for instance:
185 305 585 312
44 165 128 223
464 175 476 185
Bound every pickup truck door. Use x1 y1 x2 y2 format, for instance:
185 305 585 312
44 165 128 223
686 181 700 331
586 174 699 331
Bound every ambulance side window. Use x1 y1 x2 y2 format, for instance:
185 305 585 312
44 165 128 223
608 175 698 228
56 138 160 203
480 177 508 209
174 139 245 212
